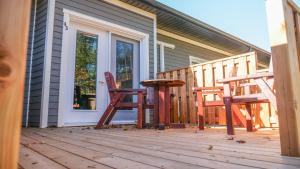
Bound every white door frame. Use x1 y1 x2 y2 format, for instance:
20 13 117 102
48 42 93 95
57 9 149 127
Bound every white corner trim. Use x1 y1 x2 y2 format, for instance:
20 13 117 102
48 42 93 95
159 44 165 72
158 29 233 56
153 17 157 78
25 0 37 127
40 0 56 128
140 35 150 83
189 55 207 65
102 0 156 19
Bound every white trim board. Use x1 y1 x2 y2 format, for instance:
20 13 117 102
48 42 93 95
103 0 156 19
157 41 175 49
40 0 55 128
157 41 175 72
65 9 149 40
58 9 150 127
158 29 233 56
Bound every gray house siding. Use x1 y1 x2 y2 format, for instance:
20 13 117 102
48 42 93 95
23 0 48 127
47 0 154 126
157 33 227 72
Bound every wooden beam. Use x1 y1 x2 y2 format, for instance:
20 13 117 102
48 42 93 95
266 0 300 156
0 1 31 168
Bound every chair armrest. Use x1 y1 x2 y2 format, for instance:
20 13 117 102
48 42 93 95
217 72 273 83
193 86 223 91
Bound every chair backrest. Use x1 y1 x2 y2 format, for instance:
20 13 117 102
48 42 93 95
104 72 116 90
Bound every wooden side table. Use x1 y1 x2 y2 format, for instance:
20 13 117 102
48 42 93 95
140 79 185 130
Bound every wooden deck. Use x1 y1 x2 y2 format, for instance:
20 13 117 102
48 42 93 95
19 127 300 169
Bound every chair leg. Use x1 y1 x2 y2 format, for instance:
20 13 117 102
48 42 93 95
196 91 205 130
105 109 117 125
246 104 254 132
95 94 122 129
95 102 116 129
137 91 144 129
224 97 234 135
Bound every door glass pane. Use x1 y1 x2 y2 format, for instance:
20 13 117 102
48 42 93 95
73 31 98 110
116 40 133 102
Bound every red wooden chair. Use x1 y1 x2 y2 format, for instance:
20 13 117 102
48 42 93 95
95 72 153 129
217 59 276 135
193 66 248 132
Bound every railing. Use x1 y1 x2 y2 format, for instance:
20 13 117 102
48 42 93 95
157 52 277 127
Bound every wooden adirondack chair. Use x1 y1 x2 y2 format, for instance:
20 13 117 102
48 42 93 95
95 72 153 129
217 59 276 135
193 66 248 131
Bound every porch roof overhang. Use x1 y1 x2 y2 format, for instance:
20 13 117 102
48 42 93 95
120 0 271 64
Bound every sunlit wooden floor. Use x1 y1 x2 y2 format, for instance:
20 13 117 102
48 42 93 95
19 126 300 169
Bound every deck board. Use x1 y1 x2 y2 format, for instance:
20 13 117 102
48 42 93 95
19 127 300 169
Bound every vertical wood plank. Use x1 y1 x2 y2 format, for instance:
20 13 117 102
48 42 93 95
165 87 171 126
195 65 204 124
295 13 300 65
165 72 172 123
179 69 187 123
214 62 225 125
137 91 143 129
172 71 179 123
266 0 300 156
158 86 166 130
0 1 31 169
187 67 196 124
153 87 159 128
204 64 214 125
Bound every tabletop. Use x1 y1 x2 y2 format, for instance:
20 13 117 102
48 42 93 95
140 79 185 87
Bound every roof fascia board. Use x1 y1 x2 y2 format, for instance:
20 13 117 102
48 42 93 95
103 0 156 19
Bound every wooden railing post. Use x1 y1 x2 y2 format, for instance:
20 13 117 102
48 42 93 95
0 0 32 168
266 0 300 156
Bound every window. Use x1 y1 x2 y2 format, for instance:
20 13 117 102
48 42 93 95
73 31 98 110
189 56 207 65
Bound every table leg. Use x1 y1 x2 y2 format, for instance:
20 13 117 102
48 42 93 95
159 86 166 130
153 86 159 128
196 91 205 130
165 87 171 126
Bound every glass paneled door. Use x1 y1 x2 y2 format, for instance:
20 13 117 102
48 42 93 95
110 35 140 122
63 23 108 126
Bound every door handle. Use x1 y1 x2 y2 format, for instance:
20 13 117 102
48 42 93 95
98 80 105 85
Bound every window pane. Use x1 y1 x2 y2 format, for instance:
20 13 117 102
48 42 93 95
116 40 133 102
73 31 98 110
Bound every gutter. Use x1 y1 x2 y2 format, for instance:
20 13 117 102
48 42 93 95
141 0 271 57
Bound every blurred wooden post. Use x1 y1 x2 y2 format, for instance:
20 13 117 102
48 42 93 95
0 1 31 168
266 0 300 156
